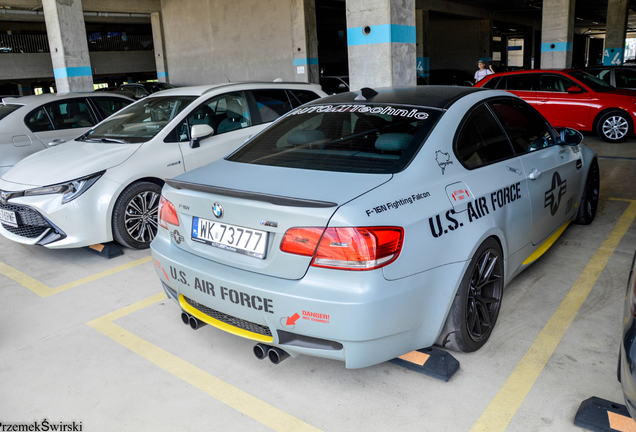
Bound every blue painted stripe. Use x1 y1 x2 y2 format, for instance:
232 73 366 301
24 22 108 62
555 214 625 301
53 66 92 79
347 24 416 46
157 71 169 78
541 42 573 52
508 46 522 51
293 58 319 66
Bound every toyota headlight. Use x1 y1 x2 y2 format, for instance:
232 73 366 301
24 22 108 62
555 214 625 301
24 170 105 204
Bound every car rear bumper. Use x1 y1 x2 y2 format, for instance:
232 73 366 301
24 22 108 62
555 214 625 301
150 231 465 369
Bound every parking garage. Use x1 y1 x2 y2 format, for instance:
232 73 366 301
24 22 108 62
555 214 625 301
2 1 636 432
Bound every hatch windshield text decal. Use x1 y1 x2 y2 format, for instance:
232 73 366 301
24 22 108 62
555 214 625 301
291 104 430 120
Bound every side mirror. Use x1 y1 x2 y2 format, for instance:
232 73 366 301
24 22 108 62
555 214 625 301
567 86 583 94
190 124 214 148
557 127 584 146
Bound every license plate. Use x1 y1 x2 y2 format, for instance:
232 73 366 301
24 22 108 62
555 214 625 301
0 209 17 227
191 217 268 259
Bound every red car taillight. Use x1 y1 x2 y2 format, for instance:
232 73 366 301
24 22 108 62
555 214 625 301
158 195 179 229
280 227 404 271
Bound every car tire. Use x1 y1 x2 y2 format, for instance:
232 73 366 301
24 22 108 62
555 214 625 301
112 181 162 250
574 158 599 225
438 238 504 352
596 110 630 143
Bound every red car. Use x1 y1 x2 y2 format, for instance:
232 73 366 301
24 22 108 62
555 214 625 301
475 69 636 143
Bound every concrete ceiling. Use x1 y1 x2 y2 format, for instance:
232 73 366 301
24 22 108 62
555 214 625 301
446 0 636 33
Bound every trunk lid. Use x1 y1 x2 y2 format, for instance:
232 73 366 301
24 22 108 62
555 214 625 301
162 159 392 279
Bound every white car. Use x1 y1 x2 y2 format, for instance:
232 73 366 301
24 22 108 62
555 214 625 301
0 93 133 176
0 82 326 249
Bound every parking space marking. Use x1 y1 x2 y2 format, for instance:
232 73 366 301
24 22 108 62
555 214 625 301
88 293 322 432
471 199 636 432
0 256 152 298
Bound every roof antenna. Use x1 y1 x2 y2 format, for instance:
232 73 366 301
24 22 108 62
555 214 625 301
355 87 378 101
222 72 231 82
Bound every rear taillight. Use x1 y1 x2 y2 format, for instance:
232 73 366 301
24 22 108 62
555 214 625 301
158 195 179 229
280 227 404 271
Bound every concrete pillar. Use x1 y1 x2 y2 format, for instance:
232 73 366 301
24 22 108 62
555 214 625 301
478 19 493 65
540 0 575 68
604 0 629 65
291 0 319 83
42 0 93 93
416 8 429 83
346 0 416 91
151 11 169 83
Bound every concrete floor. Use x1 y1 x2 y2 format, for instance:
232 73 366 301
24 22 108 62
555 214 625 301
1 133 635 432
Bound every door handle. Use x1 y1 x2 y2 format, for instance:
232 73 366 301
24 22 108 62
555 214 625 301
528 168 542 180
48 139 66 146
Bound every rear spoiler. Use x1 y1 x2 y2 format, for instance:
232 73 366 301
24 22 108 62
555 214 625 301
165 179 337 208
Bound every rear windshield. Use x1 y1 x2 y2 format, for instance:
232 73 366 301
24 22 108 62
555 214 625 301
227 103 442 174
0 104 21 121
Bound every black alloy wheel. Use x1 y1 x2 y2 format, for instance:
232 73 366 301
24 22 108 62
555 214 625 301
438 238 504 352
112 181 162 249
574 159 600 225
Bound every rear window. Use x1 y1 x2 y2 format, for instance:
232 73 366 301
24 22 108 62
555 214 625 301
227 103 442 174
0 104 21 121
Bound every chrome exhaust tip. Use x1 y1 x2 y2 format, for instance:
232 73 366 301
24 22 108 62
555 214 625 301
268 347 290 364
189 316 206 330
253 343 271 360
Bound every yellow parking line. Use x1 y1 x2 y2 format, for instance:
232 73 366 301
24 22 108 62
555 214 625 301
88 293 322 432
0 256 152 298
471 199 636 432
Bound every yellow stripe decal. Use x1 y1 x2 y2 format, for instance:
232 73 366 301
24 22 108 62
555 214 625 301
471 199 636 432
0 255 152 298
179 294 274 343
522 220 571 265
88 293 321 432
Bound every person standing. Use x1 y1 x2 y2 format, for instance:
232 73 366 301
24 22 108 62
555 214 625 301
475 60 494 83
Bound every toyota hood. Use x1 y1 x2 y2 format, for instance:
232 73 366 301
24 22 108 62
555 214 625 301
1 140 142 186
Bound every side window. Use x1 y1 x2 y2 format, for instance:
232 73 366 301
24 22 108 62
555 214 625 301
45 99 97 129
454 104 514 169
167 91 252 143
504 74 536 91
615 69 636 88
488 99 555 155
481 77 501 89
289 90 321 108
24 107 54 132
91 97 132 119
252 90 293 123
539 74 577 92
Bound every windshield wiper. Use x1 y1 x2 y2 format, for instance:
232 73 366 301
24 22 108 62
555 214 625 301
99 137 130 144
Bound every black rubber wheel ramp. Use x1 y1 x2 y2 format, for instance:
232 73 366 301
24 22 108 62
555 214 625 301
574 396 636 432
388 347 459 382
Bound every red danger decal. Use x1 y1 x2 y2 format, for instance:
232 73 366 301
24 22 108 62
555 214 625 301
302 310 330 324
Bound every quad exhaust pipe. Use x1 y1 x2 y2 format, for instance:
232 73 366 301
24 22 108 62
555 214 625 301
181 311 207 330
253 343 289 364
179 313 288 363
